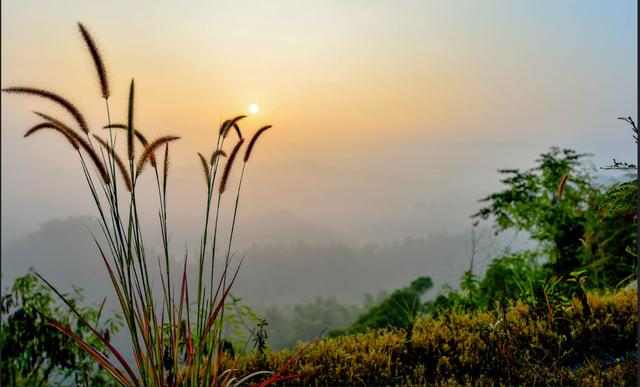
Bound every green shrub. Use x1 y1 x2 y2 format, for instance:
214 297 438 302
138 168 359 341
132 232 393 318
1 270 122 386
235 287 637 386
582 181 637 288
336 277 433 335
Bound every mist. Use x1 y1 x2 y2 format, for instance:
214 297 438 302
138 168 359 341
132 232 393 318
0 0 636 376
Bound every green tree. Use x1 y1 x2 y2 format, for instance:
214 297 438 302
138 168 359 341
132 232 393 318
582 117 637 287
425 256 538 316
342 277 433 334
1 270 122 386
473 147 596 277
478 250 547 306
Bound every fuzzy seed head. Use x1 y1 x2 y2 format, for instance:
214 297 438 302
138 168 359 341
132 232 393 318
219 139 245 194
78 22 110 99
244 125 272 163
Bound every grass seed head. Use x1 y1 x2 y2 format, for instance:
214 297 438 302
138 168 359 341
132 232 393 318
78 22 110 99
219 138 245 194
198 152 211 186
244 125 272 163
3 87 89 133
25 122 80 150
136 135 180 176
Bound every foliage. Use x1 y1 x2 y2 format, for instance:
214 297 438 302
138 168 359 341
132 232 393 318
601 117 638 172
583 116 638 288
426 251 545 315
478 250 543 302
235 287 638 386
1 270 122 386
598 180 637 216
427 123 637 314
582 182 637 288
473 147 597 276
252 317 269 361
471 134 636 288
218 294 263 354
337 277 433 335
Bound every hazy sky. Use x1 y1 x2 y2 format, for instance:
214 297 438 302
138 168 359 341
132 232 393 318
1 0 637 245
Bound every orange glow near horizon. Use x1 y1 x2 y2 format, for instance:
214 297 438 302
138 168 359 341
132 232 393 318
1 0 636 242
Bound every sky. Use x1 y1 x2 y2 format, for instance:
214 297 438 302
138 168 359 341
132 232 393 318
1 0 637 247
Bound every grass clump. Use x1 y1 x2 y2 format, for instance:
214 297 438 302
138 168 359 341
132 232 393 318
3 22 284 386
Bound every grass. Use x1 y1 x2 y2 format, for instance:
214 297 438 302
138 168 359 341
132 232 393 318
3 22 281 386
233 286 638 386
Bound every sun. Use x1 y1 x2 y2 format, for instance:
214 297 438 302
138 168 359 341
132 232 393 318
249 103 260 114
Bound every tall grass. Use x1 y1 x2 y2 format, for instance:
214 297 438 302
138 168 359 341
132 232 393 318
3 22 286 386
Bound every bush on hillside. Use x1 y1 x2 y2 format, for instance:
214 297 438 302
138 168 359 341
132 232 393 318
234 287 637 386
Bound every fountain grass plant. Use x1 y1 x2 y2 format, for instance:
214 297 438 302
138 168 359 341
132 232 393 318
3 22 296 386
